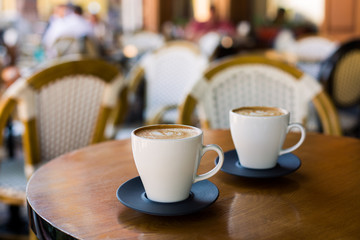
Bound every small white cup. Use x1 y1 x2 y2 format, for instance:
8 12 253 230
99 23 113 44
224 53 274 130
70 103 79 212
131 124 224 203
229 106 306 169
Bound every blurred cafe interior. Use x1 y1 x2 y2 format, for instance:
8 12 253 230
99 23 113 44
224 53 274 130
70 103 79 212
0 0 359 238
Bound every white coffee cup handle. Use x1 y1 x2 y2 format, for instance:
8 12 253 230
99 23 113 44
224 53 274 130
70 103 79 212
279 123 306 155
194 144 224 183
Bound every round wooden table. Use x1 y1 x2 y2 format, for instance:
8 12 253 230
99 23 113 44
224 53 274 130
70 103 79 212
27 130 360 239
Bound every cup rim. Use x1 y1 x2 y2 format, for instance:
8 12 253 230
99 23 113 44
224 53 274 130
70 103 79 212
131 124 202 141
230 106 289 118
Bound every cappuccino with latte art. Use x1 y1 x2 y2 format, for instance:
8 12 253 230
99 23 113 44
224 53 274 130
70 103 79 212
234 106 285 117
135 125 198 140
131 124 224 203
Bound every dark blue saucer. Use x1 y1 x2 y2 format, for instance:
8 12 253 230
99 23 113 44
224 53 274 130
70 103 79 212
116 176 219 216
215 150 301 178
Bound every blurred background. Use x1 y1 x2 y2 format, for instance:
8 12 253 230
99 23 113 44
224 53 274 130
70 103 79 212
0 0 358 72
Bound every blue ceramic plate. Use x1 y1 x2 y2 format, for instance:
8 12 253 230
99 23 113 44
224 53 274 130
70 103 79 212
215 150 301 178
117 176 219 216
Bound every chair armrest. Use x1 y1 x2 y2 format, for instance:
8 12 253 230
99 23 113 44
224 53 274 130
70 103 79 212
146 104 178 125
127 66 145 93
0 98 17 147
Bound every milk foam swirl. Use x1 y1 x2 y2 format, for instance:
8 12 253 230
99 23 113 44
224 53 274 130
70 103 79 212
235 107 285 117
135 127 198 139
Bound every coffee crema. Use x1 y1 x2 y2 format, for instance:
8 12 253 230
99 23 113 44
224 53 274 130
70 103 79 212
234 107 285 117
135 125 199 139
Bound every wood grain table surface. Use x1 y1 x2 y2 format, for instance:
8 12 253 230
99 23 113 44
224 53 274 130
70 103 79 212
26 130 360 239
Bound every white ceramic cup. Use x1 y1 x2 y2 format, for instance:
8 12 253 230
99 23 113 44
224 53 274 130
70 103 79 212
229 106 306 169
131 124 224 203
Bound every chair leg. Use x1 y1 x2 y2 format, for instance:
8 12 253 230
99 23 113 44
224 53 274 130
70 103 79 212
6 205 29 235
8 205 20 226
6 119 15 158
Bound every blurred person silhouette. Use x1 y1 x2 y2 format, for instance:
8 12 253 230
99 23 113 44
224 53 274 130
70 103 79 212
87 1 107 43
42 4 68 36
42 4 94 58
273 8 287 26
185 5 235 42
48 4 68 25
89 14 106 41
88 13 108 55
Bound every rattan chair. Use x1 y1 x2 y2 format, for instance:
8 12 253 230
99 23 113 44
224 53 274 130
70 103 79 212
128 40 208 125
178 55 342 136
319 39 360 137
49 36 100 58
294 35 338 79
121 31 165 55
198 31 221 60
0 56 127 207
